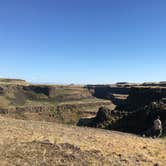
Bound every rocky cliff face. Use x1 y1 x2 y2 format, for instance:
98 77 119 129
86 85 130 105
78 86 166 136
86 85 130 98
0 84 94 105
0 83 113 124
124 87 166 111
2 79 166 136
78 102 166 136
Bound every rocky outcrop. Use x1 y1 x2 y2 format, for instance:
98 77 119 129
81 85 166 136
142 82 166 87
86 85 130 98
0 84 95 106
95 106 111 122
78 107 131 130
124 87 166 111
23 85 50 96
87 84 166 108
2 79 166 136
86 85 130 105
78 100 166 136
77 106 112 127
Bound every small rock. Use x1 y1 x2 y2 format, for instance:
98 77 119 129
154 163 159 166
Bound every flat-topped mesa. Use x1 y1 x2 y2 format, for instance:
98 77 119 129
142 82 166 87
0 78 27 85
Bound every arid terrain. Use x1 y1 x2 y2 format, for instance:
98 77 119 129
1 79 166 165
0 79 115 124
0 116 166 166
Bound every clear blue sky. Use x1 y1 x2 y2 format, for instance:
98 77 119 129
0 0 166 84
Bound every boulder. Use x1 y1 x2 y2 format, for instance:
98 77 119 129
78 101 166 136
95 106 111 123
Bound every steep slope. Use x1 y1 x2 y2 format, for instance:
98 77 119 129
0 83 114 124
0 116 166 165
125 86 166 110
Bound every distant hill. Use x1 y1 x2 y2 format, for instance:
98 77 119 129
0 78 28 85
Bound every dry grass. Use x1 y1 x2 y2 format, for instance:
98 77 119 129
0 116 166 165
0 82 114 125
0 96 11 108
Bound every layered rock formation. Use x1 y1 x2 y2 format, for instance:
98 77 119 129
0 81 113 124
128 87 166 107
78 86 166 136
1 78 166 136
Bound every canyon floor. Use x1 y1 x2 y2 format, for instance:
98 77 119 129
0 116 166 166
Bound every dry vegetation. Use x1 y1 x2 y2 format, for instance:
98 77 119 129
1 80 166 165
0 78 28 85
0 82 115 124
0 116 166 166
